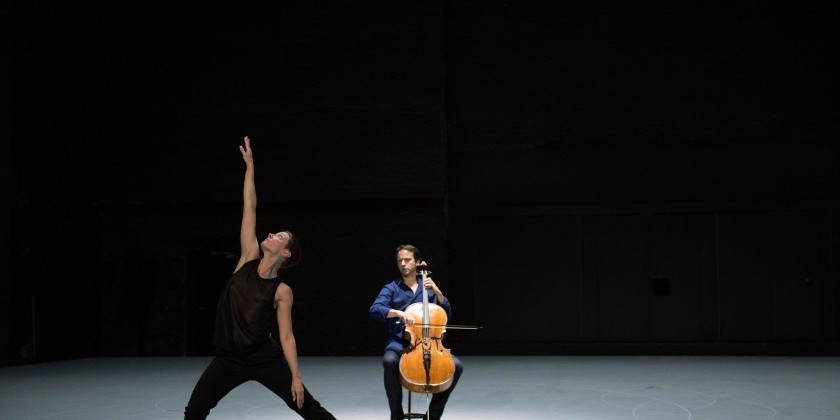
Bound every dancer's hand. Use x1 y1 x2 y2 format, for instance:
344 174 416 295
239 136 253 165
292 376 305 409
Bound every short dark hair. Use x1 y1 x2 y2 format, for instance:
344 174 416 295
282 232 302 268
395 244 421 263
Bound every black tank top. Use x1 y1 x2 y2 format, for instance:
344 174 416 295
213 259 282 355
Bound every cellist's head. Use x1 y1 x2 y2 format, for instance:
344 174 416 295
396 244 422 277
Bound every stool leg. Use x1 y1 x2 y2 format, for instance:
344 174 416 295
404 390 431 420
403 390 432 420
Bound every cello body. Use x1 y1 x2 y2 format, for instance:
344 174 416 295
398 294 456 393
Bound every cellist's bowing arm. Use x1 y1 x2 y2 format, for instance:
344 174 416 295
369 284 417 326
388 309 416 326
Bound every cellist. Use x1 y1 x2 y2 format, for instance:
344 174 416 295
368 244 464 420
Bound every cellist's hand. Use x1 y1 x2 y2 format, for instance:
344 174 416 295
398 310 415 326
424 277 443 297
389 308 415 326
423 277 440 294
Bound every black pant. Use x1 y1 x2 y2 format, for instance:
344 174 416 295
383 349 463 420
185 342 336 420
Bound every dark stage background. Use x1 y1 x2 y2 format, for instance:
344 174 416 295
2 1 838 365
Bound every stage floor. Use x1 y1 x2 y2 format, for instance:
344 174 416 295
1 355 838 419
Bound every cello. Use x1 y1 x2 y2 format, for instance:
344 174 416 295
398 264 456 394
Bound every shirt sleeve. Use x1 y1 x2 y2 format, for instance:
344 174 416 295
369 284 395 322
435 295 452 319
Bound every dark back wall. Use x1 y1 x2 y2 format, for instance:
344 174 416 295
3 1 838 364
2 2 12 367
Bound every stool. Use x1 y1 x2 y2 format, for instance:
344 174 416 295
403 390 431 420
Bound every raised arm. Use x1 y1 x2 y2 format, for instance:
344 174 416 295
236 136 260 272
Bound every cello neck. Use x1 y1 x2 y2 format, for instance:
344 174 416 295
419 268 431 335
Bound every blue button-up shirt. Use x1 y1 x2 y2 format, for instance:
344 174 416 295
369 278 452 352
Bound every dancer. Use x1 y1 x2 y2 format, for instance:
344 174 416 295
184 136 336 420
